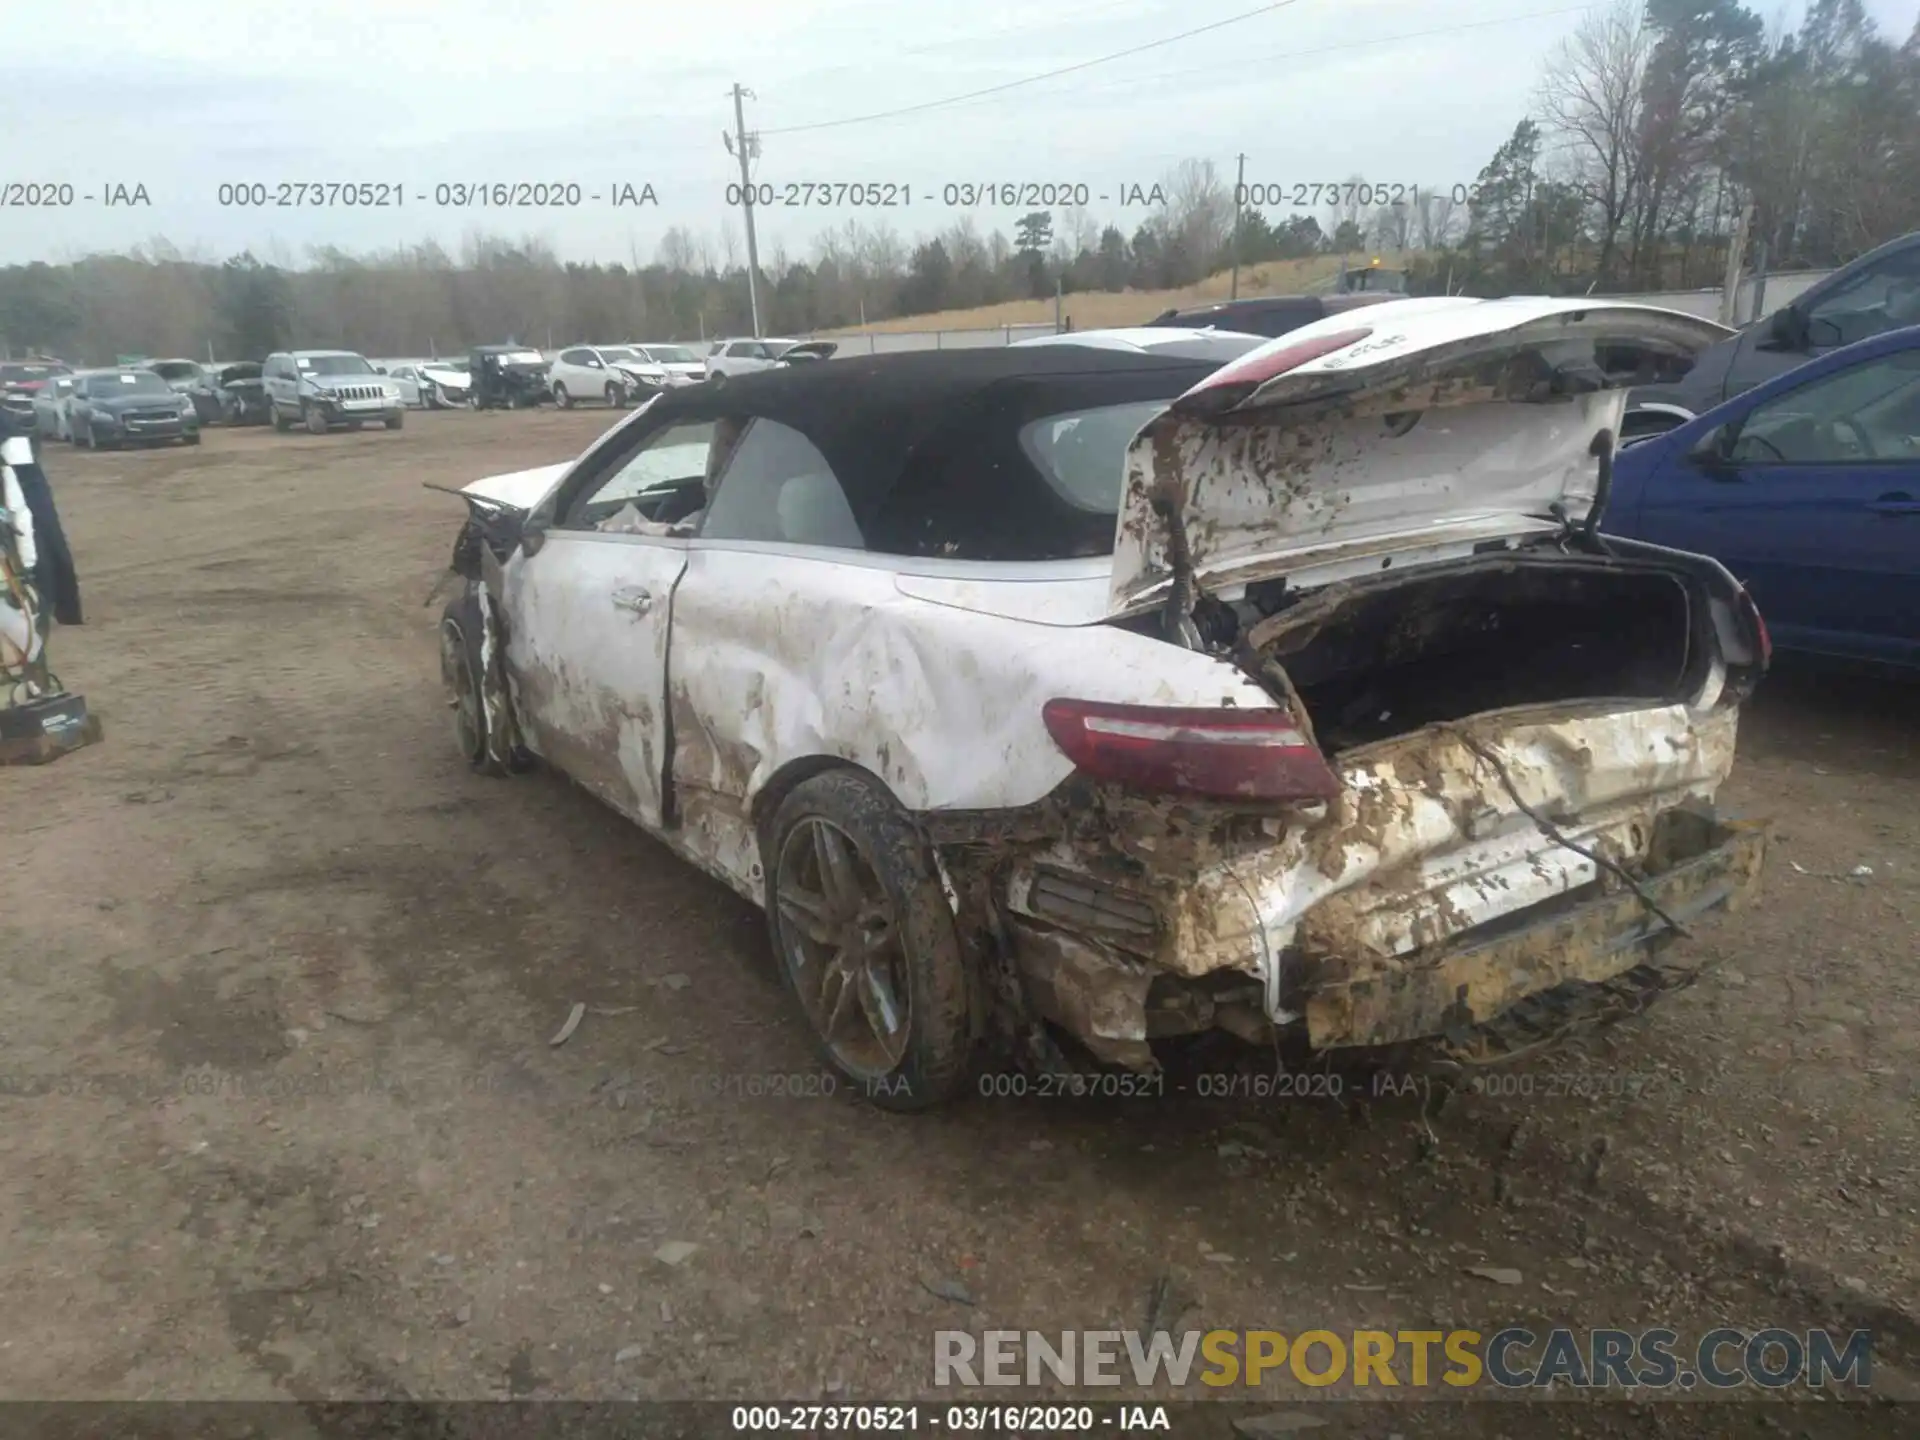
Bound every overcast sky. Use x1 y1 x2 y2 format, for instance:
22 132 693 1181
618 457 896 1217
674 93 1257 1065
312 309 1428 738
4 0 1913 268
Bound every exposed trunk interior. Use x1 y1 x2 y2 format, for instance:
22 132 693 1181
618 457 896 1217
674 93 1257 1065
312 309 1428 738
1256 557 1699 754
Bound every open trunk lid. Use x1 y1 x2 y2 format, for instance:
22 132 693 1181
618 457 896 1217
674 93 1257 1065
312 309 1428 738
1109 297 1732 617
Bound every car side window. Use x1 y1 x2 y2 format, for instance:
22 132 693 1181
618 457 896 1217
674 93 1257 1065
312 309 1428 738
1805 248 1920 349
1730 350 1920 464
560 419 718 531
700 417 862 549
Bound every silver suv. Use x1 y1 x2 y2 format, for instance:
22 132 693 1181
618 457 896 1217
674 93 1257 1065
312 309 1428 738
263 350 404 434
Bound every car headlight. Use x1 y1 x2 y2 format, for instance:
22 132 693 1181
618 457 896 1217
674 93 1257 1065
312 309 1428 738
382 384 400 401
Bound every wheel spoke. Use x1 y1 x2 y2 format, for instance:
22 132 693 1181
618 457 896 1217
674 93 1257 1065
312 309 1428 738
811 823 861 915
822 960 859 1038
777 884 837 946
856 962 905 1044
842 913 895 967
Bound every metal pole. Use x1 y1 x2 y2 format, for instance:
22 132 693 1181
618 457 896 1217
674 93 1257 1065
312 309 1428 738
731 84 763 338
1718 203 1752 328
1230 153 1246 300
1747 239 1771 326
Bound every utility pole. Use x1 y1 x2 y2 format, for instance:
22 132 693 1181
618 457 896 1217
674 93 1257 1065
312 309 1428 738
1230 153 1247 300
726 84 764 338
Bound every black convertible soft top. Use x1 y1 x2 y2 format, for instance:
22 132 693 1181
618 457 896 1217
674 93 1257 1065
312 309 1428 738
637 346 1215 560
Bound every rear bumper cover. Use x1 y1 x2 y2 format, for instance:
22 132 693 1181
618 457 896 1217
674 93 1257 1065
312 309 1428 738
1303 810 1767 1048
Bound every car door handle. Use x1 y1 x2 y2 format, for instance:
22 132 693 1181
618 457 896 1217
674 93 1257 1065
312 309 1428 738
1865 492 1920 516
610 585 653 616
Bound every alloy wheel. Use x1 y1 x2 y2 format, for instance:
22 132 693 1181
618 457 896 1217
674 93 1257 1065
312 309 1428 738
774 816 911 1079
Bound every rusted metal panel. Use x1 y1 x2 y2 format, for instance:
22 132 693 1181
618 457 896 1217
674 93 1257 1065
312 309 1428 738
1007 702 1745 1004
1003 916 1156 1069
1304 815 1767 1048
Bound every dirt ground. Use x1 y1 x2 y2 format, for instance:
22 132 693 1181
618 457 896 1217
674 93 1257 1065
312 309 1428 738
2 412 1915 1434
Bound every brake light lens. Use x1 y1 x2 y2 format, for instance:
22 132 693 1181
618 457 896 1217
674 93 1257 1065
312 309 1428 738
1042 698 1343 801
1737 586 1771 668
1174 327 1373 418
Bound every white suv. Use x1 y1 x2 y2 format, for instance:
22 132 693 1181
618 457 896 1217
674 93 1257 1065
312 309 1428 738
263 350 404 434
548 346 674 409
704 337 797 381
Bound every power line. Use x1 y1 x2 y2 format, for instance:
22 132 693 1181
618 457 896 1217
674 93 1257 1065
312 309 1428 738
754 0 1168 96
943 2 1598 108
760 0 1309 136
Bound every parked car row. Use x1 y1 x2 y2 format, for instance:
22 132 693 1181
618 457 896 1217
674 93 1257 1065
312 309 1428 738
30 365 200 448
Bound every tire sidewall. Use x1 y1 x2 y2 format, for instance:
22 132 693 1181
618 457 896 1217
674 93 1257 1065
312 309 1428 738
765 770 974 1110
439 587 504 775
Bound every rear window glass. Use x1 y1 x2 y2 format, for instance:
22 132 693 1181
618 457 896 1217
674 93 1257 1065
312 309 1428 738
1018 400 1168 512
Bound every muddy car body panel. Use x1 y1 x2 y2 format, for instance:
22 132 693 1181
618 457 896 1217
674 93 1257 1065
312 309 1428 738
1111 296 1736 615
443 332 1767 1101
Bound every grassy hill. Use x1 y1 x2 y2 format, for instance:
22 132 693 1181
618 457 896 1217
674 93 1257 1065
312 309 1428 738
823 252 1408 335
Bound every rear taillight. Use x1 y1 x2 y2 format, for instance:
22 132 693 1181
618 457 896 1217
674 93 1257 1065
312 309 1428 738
1042 698 1342 802
1175 327 1373 418
1737 586 1771 668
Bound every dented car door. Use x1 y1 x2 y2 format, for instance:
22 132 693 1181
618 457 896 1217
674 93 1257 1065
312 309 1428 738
502 418 716 828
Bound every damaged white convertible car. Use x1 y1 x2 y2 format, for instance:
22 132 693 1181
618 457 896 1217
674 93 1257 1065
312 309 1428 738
437 299 1770 1108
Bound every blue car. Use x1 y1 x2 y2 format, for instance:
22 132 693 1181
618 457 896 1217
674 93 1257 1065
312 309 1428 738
1607 326 1920 670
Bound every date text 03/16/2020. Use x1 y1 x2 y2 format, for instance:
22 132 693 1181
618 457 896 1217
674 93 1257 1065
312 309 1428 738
729 1404 1172 1432
211 181 659 208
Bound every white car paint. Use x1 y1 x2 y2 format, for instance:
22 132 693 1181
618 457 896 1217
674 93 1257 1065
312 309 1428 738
1012 326 1269 364
465 461 572 511
704 338 797 379
628 344 706 384
549 346 673 408
31 374 82 441
419 361 473 407
380 363 430 408
1 435 43 666
1110 296 1734 616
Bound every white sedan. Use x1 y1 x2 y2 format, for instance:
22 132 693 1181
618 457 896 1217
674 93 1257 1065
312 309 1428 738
435 302 1770 1109
627 343 707 385
31 373 84 442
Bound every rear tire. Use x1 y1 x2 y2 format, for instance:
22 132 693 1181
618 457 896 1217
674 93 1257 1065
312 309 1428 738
765 770 975 1111
272 405 292 433
439 589 505 777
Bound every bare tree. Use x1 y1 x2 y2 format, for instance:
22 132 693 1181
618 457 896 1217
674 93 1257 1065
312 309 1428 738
1414 190 1465 250
1537 1 1650 286
656 227 700 272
